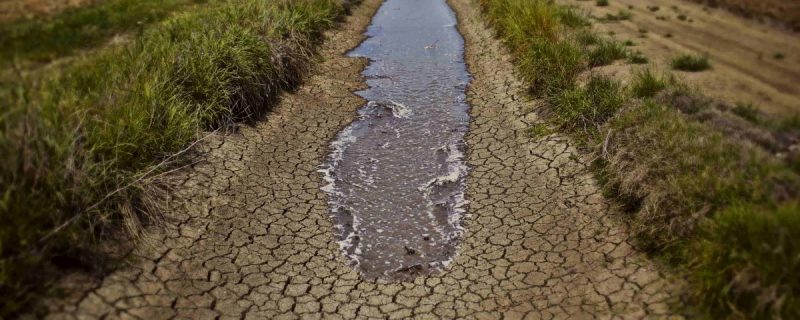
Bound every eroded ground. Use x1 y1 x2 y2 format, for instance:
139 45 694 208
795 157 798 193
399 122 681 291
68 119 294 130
560 0 800 116
45 0 685 318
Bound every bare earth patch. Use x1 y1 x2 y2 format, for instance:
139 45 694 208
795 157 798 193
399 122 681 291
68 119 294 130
561 0 800 117
686 0 800 31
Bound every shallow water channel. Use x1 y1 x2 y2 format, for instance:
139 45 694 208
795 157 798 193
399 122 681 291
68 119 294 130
320 0 471 280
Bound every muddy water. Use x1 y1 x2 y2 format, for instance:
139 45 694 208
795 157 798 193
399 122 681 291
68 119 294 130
320 0 471 280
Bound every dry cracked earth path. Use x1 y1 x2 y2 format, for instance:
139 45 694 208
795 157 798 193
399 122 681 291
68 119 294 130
45 0 685 318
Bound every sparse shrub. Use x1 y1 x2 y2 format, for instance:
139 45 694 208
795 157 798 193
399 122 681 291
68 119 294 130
665 33 673 38
648 5 660 12
596 0 609 7
588 40 627 66
774 52 785 60
623 40 635 46
677 14 688 21
671 53 711 71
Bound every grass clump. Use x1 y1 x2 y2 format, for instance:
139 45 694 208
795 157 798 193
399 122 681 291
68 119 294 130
695 202 800 319
588 40 627 67
556 6 591 28
631 68 670 98
553 76 624 134
627 51 648 64
606 100 797 251
602 10 632 22
596 0 609 7
0 0 352 316
527 123 553 138
732 102 761 124
0 0 204 68
671 53 711 71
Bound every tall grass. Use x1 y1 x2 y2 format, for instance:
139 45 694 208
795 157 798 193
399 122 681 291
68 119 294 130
0 0 352 316
478 0 800 317
0 0 206 69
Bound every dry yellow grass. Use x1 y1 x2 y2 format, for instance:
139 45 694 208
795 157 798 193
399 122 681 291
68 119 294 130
559 0 800 117
687 0 800 31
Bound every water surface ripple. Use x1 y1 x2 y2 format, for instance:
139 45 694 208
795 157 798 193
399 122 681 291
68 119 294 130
320 0 471 280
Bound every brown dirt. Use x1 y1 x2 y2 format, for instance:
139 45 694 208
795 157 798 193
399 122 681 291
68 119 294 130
686 0 800 31
42 0 685 318
0 0 99 23
561 0 800 117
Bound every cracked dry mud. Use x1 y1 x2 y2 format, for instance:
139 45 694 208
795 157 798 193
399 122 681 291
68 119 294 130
45 0 685 319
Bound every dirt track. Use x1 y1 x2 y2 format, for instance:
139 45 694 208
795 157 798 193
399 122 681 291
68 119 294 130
44 0 684 318
560 0 800 116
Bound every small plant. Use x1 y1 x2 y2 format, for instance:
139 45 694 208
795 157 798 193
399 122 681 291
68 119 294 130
628 52 648 64
677 14 688 21
648 5 660 12
623 39 635 46
774 52 786 60
576 31 600 45
596 0 609 7
731 102 761 124
588 40 628 67
671 53 711 71
553 75 624 132
665 33 673 38
527 123 553 138
631 68 670 98
557 6 591 28
602 9 632 21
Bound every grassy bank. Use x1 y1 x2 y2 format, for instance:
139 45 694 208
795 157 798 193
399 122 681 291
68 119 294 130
477 0 799 318
0 0 206 69
0 0 355 316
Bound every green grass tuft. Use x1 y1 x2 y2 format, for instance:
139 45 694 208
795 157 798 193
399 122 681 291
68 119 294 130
732 102 761 124
627 51 648 64
553 76 624 133
631 68 670 98
602 10 632 22
588 40 627 67
671 53 711 71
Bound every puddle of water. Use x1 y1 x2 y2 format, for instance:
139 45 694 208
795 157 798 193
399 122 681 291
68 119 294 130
319 0 471 280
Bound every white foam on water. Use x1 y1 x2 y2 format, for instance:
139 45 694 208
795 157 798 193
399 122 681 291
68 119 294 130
318 125 365 268
388 100 412 119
